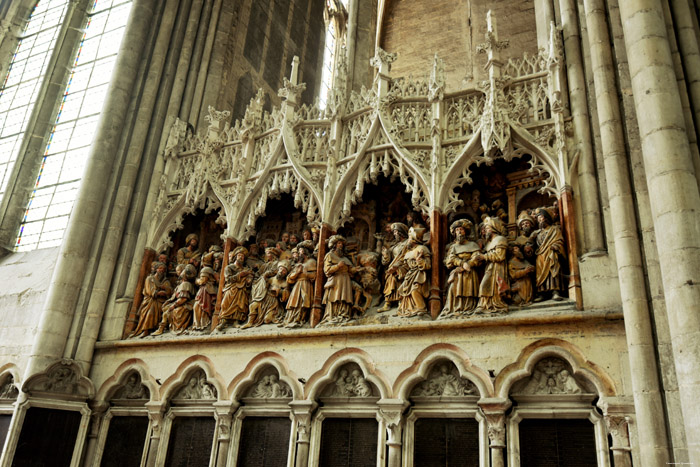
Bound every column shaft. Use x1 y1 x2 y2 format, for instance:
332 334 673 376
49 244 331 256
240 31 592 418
617 0 700 463
24 0 157 379
311 224 331 327
582 0 671 463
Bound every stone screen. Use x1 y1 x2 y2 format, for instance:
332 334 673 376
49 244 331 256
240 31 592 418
319 418 378 467
236 416 291 466
164 416 216 467
101 416 149 467
413 418 480 466
519 418 597 466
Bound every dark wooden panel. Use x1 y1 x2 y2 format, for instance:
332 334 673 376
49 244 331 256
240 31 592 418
237 417 291 467
12 408 81 467
101 416 149 467
0 415 12 453
319 418 378 467
413 418 480 467
164 417 216 467
519 418 597 467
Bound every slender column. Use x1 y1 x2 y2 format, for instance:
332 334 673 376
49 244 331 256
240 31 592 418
479 399 511 467
311 224 331 327
558 0 606 254
83 404 108 466
212 237 234 328
189 0 223 127
617 1 700 463
582 0 672 463
23 0 157 379
344 0 359 93
535 0 556 48
670 0 700 137
377 400 407 467
144 403 166 467
180 0 213 121
213 401 237 467
428 210 446 319
123 248 156 338
560 189 582 309
605 415 633 467
74 0 185 368
289 400 317 467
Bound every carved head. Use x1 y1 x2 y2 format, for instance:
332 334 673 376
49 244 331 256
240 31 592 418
536 208 553 228
391 222 409 240
281 232 290 243
185 233 199 248
302 229 312 241
289 233 299 245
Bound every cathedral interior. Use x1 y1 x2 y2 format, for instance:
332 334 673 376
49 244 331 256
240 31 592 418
0 0 699 465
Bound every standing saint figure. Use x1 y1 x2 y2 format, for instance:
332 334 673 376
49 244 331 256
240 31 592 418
397 226 432 317
192 266 217 330
283 240 316 328
153 264 197 335
217 247 254 331
242 261 291 329
531 208 565 301
439 219 481 318
130 262 172 337
379 223 410 312
474 217 509 313
320 235 355 325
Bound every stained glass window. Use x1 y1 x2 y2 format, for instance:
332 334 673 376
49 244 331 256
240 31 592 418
16 0 133 251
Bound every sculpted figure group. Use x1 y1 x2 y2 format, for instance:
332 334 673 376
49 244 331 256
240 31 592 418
439 207 565 319
129 204 565 338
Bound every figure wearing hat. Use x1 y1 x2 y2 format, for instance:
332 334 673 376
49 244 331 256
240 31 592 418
283 240 317 328
153 264 197 335
439 219 481 318
508 242 535 305
473 217 509 313
176 233 202 269
531 207 565 301
217 247 254 331
397 226 432 317
320 235 356 325
192 266 218 330
242 260 290 329
379 222 411 312
515 211 537 262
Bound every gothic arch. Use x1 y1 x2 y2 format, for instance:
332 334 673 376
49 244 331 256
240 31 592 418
148 182 227 252
393 344 494 399
0 363 21 398
494 339 616 399
228 352 303 401
328 113 430 228
160 355 227 402
22 360 95 400
305 348 391 400
94 359 159 402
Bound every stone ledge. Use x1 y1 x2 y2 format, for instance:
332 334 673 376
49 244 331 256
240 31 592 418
96 302 623 350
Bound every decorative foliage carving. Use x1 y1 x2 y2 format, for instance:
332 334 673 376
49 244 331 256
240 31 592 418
174 369 217 400
410 363 477 397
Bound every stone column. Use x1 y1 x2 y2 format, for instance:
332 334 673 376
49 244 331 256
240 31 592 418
428 210 446 319
83 403 108 467
535 0 556 49
581 0 672 463
189 0 223 127
289 400 317 467
479 398 511 467
617 1 700 463
560 188 582 309
377 399 408 467
23 0 157 380
144 403 166 467
558 0 606 254
213 401 237 467
181 0 213 121
344 0 360 93
311 224 331 327
669 0 700 141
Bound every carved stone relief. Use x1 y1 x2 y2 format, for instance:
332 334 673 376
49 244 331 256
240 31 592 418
174 369 217 400
0 375 18 400
247 370 292 399
410 362 477 397
322 364 375 398
113 373 150 400
514 358 590 395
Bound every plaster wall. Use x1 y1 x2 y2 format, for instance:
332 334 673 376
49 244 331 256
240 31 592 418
0 248 59 374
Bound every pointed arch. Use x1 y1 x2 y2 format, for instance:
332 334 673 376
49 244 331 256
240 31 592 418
94 359 159 402
305 348 391 400
228 352 303 401
393 344 494 399
159 355 227 402
494 339 616 398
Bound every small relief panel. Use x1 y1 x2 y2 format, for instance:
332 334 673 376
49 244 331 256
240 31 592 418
321 363 377 399
246 368 292 399
512 357 592 395
0 375 18 400
172 369 217 401
112 372 149 401
410 361 477 398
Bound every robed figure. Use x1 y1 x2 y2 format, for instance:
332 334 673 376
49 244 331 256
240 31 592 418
397 227 432 317
131 262 172 337
440 219 481 318
531 208 565 301
320 235 355 325
475 217 509 313
283 241 316 328
217 247 254 330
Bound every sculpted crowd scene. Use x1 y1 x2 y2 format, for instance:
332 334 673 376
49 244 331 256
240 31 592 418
129 197 567 338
